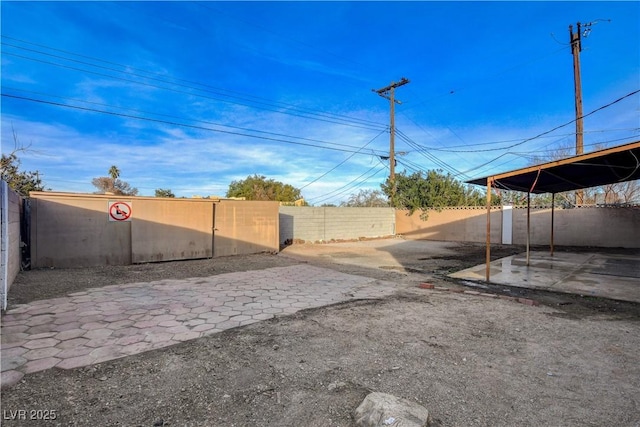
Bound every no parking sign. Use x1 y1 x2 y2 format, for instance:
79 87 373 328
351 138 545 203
108 201 132 222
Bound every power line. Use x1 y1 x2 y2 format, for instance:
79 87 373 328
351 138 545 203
311 167 387 206
2 93 390 156
446 89 640 176
395 158 423 174
306 163 386 205
395 128 459 173
2 36 385 128
3 51 384 132
3 86 377 152
513 135 640 160
404 128 640 152
299 130 387 190
410 87 638 154
394 129 470 179
466 134 640 179
2 40 387 131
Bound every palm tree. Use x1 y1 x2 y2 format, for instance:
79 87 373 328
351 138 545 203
108 165 120 180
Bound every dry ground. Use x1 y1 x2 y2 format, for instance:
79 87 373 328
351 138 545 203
2 240 639 426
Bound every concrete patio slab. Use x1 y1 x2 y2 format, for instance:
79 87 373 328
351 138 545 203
1 264 399 388
450 251 640 303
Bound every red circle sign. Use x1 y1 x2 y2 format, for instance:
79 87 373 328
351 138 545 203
109 202 132 221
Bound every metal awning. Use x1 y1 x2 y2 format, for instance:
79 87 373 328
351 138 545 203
467 141 640 282
467 141 640 194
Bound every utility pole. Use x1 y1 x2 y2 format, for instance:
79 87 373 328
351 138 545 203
373 77 410 196
568 19 609 206
569 22 584 159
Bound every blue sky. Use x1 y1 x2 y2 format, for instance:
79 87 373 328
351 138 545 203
1 1 638 204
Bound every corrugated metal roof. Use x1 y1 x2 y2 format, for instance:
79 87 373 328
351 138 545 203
467 141 640 194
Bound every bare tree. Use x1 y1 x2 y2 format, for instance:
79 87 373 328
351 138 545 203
0 127 45 196
526 143 639 206
92 166 138 196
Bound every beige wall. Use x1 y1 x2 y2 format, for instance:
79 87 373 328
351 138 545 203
512 207 640 247
396 208 503 244
214 200 279 257
131 198 213 263
397 206 640 248
31 193 133 267
7 186 22 286
29 192 280 268
1 182 22 309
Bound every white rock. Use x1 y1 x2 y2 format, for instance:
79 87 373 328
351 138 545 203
353 392 431 427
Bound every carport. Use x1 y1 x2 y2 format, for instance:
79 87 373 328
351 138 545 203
466 140 640 290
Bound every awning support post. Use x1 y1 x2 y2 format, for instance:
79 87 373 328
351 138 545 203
550 193 555 256
526 191 531 266
486 177 492 282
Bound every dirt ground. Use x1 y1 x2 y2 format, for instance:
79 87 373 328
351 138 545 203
2 239 639 426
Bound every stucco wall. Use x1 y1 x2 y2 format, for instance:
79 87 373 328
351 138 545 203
31 193 134 267
214 200 279 257
29 192 279 268
512 207 640 247
396 208 503 244
131 198 214 263
279 207 395 244
396 206 640 248
1 182 22 309
7 186 21 284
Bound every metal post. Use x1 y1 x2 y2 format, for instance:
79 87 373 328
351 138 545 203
526 192 531 266
486 178 492 282
550 193 555 256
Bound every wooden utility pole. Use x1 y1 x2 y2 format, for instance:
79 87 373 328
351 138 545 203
373 77 410 195
569 23 584 204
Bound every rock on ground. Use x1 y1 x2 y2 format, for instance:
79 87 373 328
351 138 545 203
353 392 431 427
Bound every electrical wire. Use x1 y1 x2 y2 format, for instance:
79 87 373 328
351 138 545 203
307 165 381 204
397 110 475 171
467 134 640 180
454 89 639 154
2 36 385 128
394 129 470 179
312 167 387 206
461 89 640 176
2 40 387 131
3 86 379 152
299 130 387 190
406 128 639 151
2 93 390 156
306 163 386 205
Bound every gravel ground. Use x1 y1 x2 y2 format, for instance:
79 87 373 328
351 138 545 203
2 240 639 426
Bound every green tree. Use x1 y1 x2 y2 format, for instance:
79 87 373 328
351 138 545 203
108 165 121 180
0 152 45 196
226 174 303 202
92 166 138 196
341 189 389 207
382 170 492 214
155 188 175 198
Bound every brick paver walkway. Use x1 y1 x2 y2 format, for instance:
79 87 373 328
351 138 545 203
1 265 397 388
